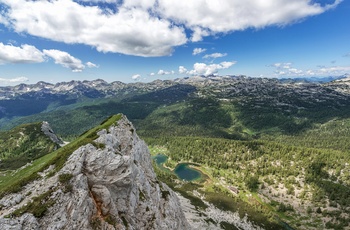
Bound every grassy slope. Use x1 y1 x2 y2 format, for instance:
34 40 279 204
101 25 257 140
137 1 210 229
0 122 59 170
1 100 162 140
0 114 122 198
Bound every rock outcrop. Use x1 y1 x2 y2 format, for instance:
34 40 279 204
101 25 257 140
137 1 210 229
41 121 64 146
0 115 189 229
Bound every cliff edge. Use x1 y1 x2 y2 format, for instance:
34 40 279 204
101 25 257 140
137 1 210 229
0 115 189 229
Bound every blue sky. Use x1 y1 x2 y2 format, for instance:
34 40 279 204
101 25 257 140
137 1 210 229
0 0 349 85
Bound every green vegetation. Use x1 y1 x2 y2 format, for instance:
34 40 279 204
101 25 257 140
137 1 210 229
138 189 146 201
10 189 55 218
0 94 77 120
1 84 195 140
90 217 102 230
1 99 158 140
152 159 283 229
137 99 241 139
245 175 259 192
59 173 74 193
120 215 129 228
0 122 59 170
147 135 350 229
105 215 117 226
263 118 350 151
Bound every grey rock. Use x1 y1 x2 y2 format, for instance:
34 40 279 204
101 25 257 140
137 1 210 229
0 115 190 230
0 213 39 230
0 194 22 208
41 121 64 145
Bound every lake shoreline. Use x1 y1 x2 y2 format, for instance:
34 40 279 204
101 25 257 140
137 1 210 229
153 154 206 182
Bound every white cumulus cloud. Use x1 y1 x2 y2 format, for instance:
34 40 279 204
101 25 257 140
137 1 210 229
271 63 293 69
86 61 99 68
43 49 85 72
0 43 45 64
0 42 96 73
270 62 350 77
203 52 227 59
157 69 174 75
157 0 342 41
0 0 340 56
131 74 141 80
179 66 187 74
192 48 206 55
187 61 236 76
0 0 187 57
123 0 156 9
270 62 304 76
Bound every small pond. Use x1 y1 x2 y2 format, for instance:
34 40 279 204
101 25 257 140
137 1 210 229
153 154 203 181
174 163 202 181
153 154 168 166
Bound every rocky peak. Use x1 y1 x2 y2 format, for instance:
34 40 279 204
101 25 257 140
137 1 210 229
41 121 64 146
0 115 189 229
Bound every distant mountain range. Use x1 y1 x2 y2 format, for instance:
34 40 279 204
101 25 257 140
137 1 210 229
278 74 349 83
0 74 349 139
0 75 349 100
1 75 350 132
0 78 176 100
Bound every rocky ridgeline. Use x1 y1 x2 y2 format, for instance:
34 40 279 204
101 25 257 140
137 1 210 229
1 75 350 100
0 79 177 99
0 115 189 229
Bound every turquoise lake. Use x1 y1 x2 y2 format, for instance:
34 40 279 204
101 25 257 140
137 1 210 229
174 163 202 181
153 154 203 181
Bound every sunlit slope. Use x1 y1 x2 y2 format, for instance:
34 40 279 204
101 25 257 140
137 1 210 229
0 122 60 170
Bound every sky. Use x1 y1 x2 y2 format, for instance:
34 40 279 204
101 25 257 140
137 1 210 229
0 0 349 85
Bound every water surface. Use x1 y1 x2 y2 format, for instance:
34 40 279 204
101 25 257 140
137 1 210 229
174 163 202 181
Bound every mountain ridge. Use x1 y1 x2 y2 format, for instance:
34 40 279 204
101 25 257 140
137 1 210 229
2 75 350 141
1 75 348 101
0 114 189 229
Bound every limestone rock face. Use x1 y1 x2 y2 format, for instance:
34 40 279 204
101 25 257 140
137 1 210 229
0 213 39 230
0 115 189 230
